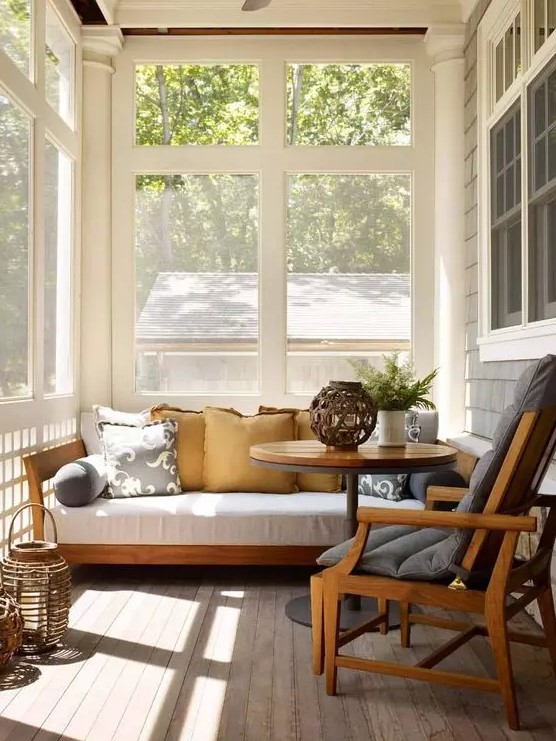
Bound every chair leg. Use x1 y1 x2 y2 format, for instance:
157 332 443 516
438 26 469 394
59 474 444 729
536 587 556 677
310 574 324 675
324 576 341 696
400 601 411 648
378 598 389 635
485 605 519 731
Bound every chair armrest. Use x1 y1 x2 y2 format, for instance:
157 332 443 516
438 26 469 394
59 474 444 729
356 507 536 533
425 486 469 510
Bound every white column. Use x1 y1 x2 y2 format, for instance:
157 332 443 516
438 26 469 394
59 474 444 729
80 26 123 410
425 25 466 437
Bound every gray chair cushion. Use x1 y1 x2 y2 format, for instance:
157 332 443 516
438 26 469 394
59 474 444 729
318 355 556 581
53 454 107 507
317 526 453 580
408 469 467 504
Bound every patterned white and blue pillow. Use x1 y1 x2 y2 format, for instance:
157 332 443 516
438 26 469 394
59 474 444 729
99 419 181 498
359 473 410 501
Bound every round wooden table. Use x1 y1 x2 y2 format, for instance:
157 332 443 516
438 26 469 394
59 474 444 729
250 440 457 629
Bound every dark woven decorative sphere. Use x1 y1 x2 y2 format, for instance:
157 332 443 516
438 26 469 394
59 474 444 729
309 381 376 450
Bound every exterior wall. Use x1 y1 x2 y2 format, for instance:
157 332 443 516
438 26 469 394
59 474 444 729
463 0 531 442
464 3 555 621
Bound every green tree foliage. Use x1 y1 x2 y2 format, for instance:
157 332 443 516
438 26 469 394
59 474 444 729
0 91 30 397
136 174 258 312
0 0 31 75
135 64 259 145
286 63 411 146
134 63 411 312
287 174 410 274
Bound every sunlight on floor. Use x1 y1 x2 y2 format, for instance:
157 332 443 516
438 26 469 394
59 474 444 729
204 606 241 662
220 589 245 598
180 677 227 741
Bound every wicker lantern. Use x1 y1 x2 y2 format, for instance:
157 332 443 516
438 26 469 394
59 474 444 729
309 380 376 450
0 588 23 669
2 504 71 654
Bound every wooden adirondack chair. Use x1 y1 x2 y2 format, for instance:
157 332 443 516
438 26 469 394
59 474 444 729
311 374 556 730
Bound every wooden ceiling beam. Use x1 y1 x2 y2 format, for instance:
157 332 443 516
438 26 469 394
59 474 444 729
123 27 427 36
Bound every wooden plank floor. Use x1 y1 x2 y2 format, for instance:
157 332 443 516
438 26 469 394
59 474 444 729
0 565 555 740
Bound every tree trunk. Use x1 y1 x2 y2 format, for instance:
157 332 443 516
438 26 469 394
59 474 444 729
155 65 174 269
289 65 305 145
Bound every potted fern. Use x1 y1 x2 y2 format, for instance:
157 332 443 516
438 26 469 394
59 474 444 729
350 353 438 446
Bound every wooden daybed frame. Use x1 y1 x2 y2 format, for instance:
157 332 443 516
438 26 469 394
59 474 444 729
23 439 478 566
23 439 328 565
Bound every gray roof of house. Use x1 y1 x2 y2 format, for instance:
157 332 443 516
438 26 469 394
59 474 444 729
136 272 410 344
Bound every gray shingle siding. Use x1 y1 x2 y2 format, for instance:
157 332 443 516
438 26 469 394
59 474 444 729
463 0 530 441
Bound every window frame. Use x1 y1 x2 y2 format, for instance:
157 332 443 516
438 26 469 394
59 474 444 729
0 0 81 408
111 36 434 410
478 0 556 361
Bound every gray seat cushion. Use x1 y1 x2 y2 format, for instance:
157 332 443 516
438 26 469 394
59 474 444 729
408 469 467 504
317 354 556 581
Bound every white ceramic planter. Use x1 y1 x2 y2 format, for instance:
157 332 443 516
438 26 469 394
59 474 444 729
377 410 407 447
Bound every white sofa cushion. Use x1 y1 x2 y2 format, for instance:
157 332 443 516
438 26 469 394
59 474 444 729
46 491 424 547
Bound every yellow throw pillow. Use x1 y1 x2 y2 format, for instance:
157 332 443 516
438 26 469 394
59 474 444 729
203 407 297 493
150 404 205 491
258 406 341 492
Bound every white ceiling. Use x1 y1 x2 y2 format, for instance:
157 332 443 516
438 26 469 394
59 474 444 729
99 0 470 29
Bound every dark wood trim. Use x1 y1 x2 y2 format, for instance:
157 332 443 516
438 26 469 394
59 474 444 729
123 27 427 37
58 544 326 565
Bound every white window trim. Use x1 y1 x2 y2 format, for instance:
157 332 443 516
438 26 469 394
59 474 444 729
0 0 81 411
110 36 434 412
477 0 556 362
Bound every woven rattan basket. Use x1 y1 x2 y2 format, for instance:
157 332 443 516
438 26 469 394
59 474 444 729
0 588 23 669
2 504 71 654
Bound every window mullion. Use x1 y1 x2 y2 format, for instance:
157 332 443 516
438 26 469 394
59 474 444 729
259 56 287 401
521 86 529 325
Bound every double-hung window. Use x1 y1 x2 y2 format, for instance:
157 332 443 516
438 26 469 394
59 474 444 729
112 37 433 408
478 0 556 360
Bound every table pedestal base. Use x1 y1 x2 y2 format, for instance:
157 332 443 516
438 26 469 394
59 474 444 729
285 594 401 631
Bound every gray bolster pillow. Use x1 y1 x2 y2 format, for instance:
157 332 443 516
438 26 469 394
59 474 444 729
408 469 467 504
53 454 107 507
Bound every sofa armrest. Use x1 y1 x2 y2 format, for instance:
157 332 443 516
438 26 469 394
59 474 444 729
23 439 87 538
425 486 469 510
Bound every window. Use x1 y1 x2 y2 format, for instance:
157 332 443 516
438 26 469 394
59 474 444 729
478 0 556 360
0 0 79 401
494 14 521 101
286 173 411 392
0 0 31 78
112 37 432 407
490 102 521 329
44 140 73 395
528 62 556 321
135 173 259 393
286 63 411 146
534 0 556 53
0 91 31 399
45 2 74 126
135 64 259 145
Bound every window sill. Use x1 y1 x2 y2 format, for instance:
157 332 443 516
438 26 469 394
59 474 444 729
477 321 556 362
448 432 556 495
